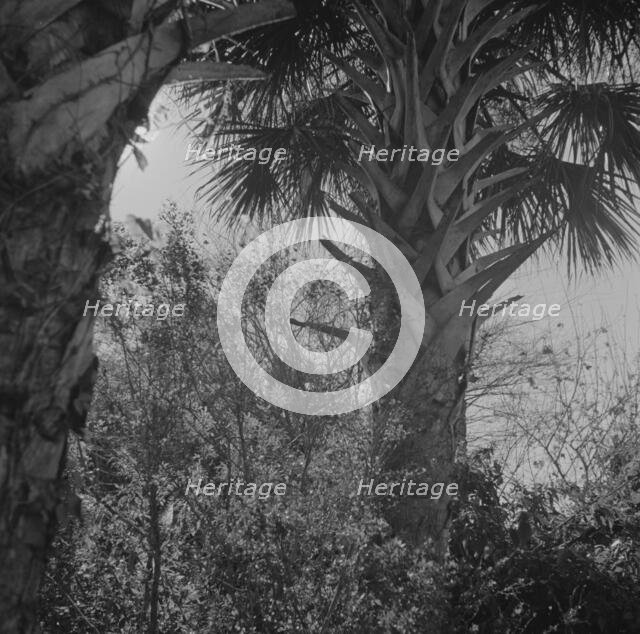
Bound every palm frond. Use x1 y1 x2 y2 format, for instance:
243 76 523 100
538 83 640 183
194 94 355 224
223 0 362 91
490 0 640 76
475 81 640 272
182 0 640 277
492 154 640 273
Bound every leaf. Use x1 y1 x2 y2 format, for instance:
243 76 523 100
430 234 548 324
352 0 404 60
335 95 387 147
446 6 537 75
132 145 149 171
419 0 468 99
188 0 297 47
440 183 527 263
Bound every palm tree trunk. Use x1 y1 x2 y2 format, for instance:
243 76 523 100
335 0 542 553
381 325 469 553
367 275 470 553
0 2 295 630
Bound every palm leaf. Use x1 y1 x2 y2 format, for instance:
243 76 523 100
486 0 640 74
538 82 640 183
195 96 355 224
494 154 640 272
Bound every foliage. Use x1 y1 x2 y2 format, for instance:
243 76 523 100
448 450 640 633
186 0 640 272
39 212 640 632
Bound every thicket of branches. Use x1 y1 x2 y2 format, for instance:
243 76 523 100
39 210 640 633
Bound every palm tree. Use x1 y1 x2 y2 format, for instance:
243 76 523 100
196 0 640 554
0 2 295 631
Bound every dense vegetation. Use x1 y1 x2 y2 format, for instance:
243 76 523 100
39 211 640 633
4 1 640 631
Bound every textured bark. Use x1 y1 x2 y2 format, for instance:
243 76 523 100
368 271 470 554
0 5 129 623
0 159 115 634
333 0 544 554
380 321 469 554
0 1 294 631
146 484 161 634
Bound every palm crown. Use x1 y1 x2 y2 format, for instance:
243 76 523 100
179 2 640 548
186 0 640 275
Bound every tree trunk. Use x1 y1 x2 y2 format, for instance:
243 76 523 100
381 321 469 554
334 0 542 553
0 2 294 630
368 272 470 553
0 160 118 633
146 484 161 634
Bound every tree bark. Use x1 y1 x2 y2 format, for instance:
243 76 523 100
380 322 469 554
368 270 470 554
0 2 294 631
335 0 541 555
0 156 118 633
146 484 161 634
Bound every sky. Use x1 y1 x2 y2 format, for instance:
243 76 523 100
110 103 640 354
111 118 199 220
